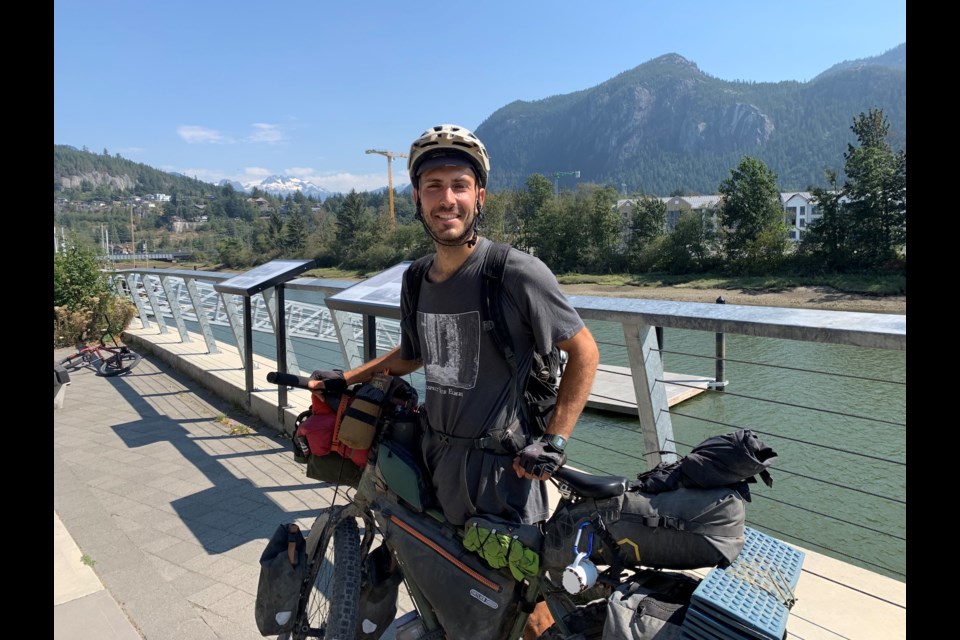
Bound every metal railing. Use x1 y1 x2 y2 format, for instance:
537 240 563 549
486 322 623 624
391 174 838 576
108 266 906 584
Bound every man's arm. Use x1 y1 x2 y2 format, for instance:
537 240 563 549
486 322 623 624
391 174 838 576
306 346 423 392
513 324 599 480
544 324 599 441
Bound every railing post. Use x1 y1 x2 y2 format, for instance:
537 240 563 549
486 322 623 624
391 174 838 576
711 296 728 390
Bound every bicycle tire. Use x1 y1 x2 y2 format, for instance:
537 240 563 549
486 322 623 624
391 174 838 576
98 350 142 376
58 352 88 371
290 514 362 640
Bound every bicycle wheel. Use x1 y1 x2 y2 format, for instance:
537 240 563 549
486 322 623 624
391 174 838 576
98 350 142 376
290 514 362 640
58 352 88 371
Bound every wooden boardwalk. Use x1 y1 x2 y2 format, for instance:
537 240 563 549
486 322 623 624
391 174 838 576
586 363 713 415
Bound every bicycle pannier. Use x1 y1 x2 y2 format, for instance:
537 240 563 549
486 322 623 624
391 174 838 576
602 569 700 640
374 494 524 640
254 523 307 637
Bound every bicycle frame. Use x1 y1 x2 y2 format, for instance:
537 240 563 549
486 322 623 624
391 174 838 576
304 445 620 640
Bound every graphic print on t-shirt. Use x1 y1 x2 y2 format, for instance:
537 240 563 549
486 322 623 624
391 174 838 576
420 311 481 390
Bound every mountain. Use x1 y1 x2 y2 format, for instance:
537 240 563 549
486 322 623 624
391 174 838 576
54 43 905 199
244 175 333 200
475 44 905 194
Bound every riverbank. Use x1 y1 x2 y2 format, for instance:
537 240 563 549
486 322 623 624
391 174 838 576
558 283 906 314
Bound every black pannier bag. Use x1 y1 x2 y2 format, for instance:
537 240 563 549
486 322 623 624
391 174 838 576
602 569 700 640
373 493 524 640
254 523 308 636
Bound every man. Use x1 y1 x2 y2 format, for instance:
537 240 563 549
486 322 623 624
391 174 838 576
309 123 599 639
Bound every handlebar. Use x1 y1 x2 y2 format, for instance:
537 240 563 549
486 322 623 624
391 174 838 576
266 371 313 390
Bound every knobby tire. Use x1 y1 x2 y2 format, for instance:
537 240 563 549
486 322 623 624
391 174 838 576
59 352 89 371
291 514 362 640
98 350 142 376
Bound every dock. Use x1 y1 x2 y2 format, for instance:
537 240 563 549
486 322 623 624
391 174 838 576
586 364 713 414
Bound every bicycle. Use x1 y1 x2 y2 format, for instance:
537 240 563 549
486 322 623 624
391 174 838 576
266 372 795 640
58 319 142 377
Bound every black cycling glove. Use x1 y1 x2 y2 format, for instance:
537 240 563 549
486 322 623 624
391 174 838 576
310 369 346 394
517 440 566 478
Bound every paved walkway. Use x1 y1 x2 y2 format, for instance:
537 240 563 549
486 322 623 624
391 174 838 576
53 348 365 640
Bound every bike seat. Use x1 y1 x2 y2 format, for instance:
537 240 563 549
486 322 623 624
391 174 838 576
554 466 626 499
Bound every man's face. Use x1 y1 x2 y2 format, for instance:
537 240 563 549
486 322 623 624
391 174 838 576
414 165 485 245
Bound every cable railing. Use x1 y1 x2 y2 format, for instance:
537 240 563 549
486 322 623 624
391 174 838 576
108 266 906 584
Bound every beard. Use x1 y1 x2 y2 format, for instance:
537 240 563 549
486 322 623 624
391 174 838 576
422 202 478 247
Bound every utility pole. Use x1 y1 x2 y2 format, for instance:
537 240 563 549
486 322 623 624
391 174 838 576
365 149 409 226
130 204 136 268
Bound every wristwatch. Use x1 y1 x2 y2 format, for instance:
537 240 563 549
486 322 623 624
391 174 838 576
540 434 567 452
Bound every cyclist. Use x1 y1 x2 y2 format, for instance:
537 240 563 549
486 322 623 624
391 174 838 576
309 123 599 639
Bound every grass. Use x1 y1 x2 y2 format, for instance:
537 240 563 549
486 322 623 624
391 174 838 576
122 261 905 296
555 272 906 296
81 554 96 567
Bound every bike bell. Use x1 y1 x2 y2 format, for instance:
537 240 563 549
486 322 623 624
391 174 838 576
562 523 598 594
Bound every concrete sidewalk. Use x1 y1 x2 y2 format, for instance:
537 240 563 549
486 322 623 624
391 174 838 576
53 347 356 640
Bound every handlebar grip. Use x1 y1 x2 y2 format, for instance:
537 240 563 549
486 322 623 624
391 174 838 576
266 371 312 389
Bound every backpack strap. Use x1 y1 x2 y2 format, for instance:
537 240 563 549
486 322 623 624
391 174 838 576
482 243 532 437
402 254 434 361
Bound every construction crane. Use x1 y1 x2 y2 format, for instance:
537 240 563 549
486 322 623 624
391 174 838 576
365 149 409 226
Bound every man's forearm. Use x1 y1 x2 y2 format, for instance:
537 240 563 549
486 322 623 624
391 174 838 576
342 346 422 385
546 326 599 439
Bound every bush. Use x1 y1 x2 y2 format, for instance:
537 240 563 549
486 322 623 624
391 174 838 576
53 246 136 348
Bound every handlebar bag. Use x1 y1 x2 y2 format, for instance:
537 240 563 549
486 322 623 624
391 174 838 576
374 494 523 640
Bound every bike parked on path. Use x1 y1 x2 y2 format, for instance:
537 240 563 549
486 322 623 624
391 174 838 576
58 317 142 377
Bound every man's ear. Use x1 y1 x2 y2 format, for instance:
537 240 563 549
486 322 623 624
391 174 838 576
412 187 419 206
478 187 485 205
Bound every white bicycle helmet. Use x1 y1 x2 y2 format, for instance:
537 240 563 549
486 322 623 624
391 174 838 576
408 124 491 188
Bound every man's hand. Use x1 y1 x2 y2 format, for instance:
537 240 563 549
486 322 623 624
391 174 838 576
307 369 346 395
513 440 566 480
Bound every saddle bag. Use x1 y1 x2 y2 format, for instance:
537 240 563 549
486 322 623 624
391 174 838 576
373 494 524 640
542 486 745 573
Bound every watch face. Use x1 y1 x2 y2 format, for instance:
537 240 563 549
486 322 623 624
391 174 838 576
544 434 566 451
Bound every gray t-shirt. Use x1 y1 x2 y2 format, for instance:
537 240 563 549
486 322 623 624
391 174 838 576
400 238 584 525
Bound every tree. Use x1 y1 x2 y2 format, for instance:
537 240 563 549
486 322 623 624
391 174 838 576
660 210 717 273
335 190 378 268
801 108 906 272
626 196 667 271
717 156 788 273
841 108 906 269
53 244 135 347
284 211 308 256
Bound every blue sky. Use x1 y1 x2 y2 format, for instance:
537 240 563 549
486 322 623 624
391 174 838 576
54 1 906 194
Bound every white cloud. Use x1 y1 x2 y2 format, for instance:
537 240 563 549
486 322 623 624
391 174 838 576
177 126 232 144
248 123 284 144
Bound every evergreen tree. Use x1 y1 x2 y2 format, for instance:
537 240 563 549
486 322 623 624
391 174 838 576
717 156 788 273
801 108 906 272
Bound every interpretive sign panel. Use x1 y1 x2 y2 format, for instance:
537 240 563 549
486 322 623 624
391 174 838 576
324 261 410 320
213 259 316 296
